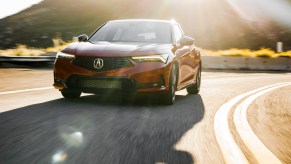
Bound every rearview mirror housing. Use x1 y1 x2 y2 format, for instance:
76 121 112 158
180 36 194 46
78 34 88 42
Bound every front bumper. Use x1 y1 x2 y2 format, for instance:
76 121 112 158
54 75 166 94
53 58 171 94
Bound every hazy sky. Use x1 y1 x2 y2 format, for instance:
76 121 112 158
0 0 43 19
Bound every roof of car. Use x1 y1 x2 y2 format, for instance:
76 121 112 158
108 19 178 25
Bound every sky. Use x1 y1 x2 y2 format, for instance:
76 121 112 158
0 0 43 19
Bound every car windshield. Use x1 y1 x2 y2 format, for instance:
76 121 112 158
89 21 172 44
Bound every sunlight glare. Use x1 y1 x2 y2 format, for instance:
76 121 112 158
0 0 43 19
52 151 68 164
226 0 291 26
61 131 83 147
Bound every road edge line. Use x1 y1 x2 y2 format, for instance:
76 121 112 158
233 83 291 164
214 82 288 164
0 87 54 95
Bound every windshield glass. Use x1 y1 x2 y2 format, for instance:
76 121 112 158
89 21 172 44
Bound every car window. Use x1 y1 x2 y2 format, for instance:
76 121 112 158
174 25 183 44
112 28 123 41
89 21 172 44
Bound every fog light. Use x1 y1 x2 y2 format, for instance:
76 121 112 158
153 83 159 87
140 82 161 88
54 77 62 84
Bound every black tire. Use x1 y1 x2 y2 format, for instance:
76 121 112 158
187 64 201 94
163 64 177 105
61 90 81 99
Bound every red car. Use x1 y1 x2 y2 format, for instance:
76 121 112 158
53 19 201 105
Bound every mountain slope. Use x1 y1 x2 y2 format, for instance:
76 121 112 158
0 0 290 50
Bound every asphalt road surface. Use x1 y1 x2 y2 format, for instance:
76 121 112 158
0 68 290 164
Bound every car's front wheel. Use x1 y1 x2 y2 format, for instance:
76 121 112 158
61 90 81 99
187 64 201 94
163 64 177 105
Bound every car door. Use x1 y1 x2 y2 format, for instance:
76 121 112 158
174 25 196 89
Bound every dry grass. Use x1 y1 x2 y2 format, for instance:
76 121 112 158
45 43 70 53
276 50 291 58
0 42 70 57
1 44 291 58
0 45 46 56
202 48 291 58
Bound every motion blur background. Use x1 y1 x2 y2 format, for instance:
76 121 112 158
1 1 291 164
0 0 291 50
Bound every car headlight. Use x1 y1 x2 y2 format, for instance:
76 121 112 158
131 54 169 64
56 52 75 59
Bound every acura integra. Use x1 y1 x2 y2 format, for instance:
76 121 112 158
53 19 201 105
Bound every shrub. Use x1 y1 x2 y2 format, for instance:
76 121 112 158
0 44 45 56
202 48 290 58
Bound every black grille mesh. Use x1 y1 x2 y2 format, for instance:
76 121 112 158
79 79 122 89
65 76 137 92
73 56 132 72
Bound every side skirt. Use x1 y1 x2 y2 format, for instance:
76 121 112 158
177 82 195 91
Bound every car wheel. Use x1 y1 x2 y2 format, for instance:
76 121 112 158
163 64 177 105
187 64 201 94
61 90 81 99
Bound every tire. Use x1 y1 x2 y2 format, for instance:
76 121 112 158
163 64 177 105
61 90 81 99
187 64 201 94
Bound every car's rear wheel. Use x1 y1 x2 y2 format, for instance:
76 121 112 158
61 90 81 99
163 64 177 105
187 64 201 94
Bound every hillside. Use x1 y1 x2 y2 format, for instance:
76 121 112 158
0 0 290 50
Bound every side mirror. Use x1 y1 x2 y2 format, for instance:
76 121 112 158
78 34 88 42
180 36 194 46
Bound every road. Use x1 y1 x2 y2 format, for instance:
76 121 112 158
0 68 290 164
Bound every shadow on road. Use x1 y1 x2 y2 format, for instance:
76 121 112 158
0 94 205 164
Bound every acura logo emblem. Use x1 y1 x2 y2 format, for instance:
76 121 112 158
93 58 104 69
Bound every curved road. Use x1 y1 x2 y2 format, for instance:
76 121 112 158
0 68 290 164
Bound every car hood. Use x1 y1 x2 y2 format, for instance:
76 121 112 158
61 42 173 57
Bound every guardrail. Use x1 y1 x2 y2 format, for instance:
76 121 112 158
1 53 291 71
202 56 291 71
0 54 55 65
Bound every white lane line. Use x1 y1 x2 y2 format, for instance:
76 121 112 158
203 73 258 78
203 74 289 79
204 75 247 78
214 82 289 164
0 87 54 95
234 83 291 164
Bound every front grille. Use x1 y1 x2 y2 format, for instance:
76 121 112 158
73 56 132 72
65 76 137 92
